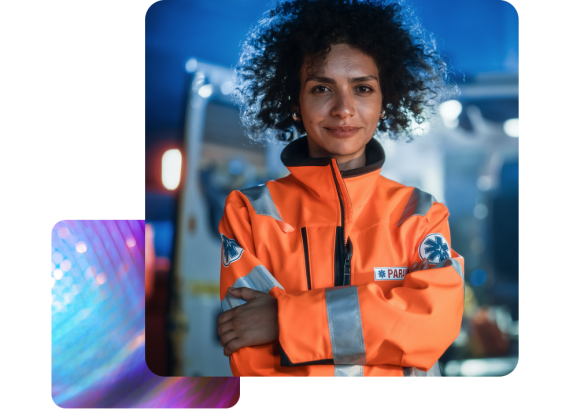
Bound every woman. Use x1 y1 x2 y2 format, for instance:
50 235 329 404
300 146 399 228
216 0 464 376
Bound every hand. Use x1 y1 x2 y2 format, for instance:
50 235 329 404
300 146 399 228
217 287 279 356
410 257 430 273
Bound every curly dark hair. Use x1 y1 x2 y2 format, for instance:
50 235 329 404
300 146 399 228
234 0 454 143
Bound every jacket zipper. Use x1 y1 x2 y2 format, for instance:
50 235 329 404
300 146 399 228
330 160 347 246
330 159 353 286
301 227 311 290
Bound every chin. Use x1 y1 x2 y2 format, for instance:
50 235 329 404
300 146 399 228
321 135 368 157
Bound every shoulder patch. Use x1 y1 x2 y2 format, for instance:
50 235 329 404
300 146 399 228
220 233 244 267
419 233 451 265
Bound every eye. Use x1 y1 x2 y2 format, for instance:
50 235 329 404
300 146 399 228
356 85 373 93
311 85 330 94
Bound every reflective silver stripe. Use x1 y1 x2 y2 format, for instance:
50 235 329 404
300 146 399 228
434 257 465 299
325 286 366 365
220 265 284 311
434 258 463 279
334 365 363 377
403 362 441 377
240 184 283 222
397 188 437 227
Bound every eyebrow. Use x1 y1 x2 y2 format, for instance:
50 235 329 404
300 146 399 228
305 75 378 84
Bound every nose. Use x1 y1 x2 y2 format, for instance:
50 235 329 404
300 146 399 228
330 89 355 119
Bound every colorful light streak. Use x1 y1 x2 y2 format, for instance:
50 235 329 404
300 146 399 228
52 220 239 408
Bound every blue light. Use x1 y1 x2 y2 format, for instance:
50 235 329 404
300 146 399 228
51 220 239 406
185 57 198 73
149 220 175 259
470 269 487 286
228 159 243 175
52 221 146 405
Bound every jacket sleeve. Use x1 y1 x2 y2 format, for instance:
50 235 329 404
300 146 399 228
218 191 286 375
277 202 464 371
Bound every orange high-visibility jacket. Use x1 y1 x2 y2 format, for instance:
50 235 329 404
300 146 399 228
219 136 464 376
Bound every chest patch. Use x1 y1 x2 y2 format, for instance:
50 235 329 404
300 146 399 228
419 233 451 264
220 233 244 267
374 267 409 281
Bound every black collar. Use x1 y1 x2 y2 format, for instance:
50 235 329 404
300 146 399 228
280 136 385 178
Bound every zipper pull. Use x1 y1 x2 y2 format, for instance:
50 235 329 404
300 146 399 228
343 253 352 286
342 239 353 286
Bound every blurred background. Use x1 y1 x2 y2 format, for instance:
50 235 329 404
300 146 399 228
145 0 518 377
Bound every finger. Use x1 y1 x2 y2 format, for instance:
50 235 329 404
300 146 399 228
224 337 246 356
219 329 238 348
226 287 244 299
217 319 235 338
411 262 419 270
229 286 265 302
217 310 234 326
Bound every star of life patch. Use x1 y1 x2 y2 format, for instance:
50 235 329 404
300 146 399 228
419 233 451 264
220 233 244 267
374 267 409 281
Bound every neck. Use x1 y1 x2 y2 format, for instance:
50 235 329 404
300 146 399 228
306 135 367 170
336 151 366 170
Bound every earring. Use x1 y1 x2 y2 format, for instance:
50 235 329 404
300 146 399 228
380 111 386 119
292 112 301 121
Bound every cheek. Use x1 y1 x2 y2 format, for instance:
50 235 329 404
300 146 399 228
302 97 327 115
301 99 328 126
359 100 383 126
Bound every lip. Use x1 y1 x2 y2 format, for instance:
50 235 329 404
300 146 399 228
324 126 361 138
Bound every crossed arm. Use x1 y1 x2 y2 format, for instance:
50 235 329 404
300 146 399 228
217 258 431 356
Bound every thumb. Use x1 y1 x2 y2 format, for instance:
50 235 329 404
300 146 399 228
228 286 265 301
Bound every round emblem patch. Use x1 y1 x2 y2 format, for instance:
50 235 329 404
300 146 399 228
419 233 450 264
220 233 244 267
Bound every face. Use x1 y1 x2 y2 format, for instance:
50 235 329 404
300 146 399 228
296 43 383 162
